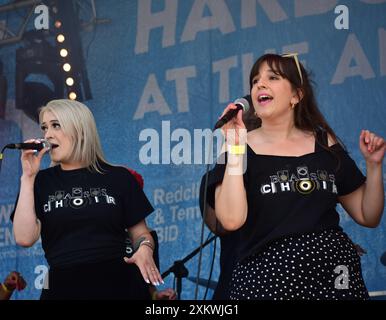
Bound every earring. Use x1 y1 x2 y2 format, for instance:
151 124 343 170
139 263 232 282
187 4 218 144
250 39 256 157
291 102 296 109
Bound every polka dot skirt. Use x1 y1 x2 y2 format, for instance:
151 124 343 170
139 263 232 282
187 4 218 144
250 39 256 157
229 229 369 300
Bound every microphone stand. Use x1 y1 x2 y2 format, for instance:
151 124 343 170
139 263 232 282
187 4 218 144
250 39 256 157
161 235 217 300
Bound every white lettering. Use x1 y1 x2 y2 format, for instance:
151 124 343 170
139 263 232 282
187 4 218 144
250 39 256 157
135 0 177 54
295 0 337 17
34 265 49 290
134 74 172 119
34 4 49 30
166 66 197 112
72 198 83 206
55 200 63 208
332 34 375 84
212 56 238 103
181 0 235 43
261 184 271 194
139 128 160 165
171 128 191 164
334 5 349 30
241 0 288 29
280 182 291 192
107 196 116 205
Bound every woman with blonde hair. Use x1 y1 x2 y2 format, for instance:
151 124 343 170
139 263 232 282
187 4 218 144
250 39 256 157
12 99 162 299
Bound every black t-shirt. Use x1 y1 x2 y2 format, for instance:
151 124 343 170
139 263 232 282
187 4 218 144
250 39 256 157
12 163 154 268
202 138 366 263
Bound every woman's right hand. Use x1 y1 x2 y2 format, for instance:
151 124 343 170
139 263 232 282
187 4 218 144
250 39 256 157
20 139 49 179
219 103 247 145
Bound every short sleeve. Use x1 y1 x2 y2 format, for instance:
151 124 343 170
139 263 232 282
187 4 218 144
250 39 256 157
199 154 227 213
335 148 366 196
199 152 248 212
122 170 154 228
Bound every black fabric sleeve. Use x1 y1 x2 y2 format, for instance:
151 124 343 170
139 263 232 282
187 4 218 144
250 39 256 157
335 148 366 196
199 154 227 212
9 193 18 222
199 152 248 212
122 169 154 228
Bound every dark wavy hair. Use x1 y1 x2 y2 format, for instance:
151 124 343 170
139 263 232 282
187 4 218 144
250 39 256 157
243 54 341 152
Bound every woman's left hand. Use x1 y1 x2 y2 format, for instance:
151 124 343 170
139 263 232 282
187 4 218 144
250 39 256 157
124 245 163 286
359 130 385 164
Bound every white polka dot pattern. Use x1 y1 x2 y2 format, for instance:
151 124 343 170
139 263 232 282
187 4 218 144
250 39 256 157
229 229 369 300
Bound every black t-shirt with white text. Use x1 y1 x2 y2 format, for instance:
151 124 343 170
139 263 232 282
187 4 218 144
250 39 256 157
12 163 154 268
203 139 366 263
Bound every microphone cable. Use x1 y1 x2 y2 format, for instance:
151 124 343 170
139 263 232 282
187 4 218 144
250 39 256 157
203 231 217 300
194 128 221 300
194 161 213 300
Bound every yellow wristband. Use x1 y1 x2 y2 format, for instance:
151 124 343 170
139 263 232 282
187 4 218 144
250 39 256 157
1 283 13 293
151 290 158 300
228 144 246 155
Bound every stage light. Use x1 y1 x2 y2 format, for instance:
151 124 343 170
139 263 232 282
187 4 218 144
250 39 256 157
66 77 74 86
15 30 64 122
68 92 77 100
60 49 68 57
56 34 65 43
63 63 71 72
54 20 62 28
53 0 92 101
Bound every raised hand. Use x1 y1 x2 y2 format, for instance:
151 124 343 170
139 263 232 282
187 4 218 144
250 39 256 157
20 139 49 179
359 130 385 164
219 104 247 146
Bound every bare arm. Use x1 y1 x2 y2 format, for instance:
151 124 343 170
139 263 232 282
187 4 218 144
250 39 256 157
13 141 48 247
214 154 248 231
127 220 154 249
213 104 248 231
339 130 385 228
202 202 230 236
13 176 41 247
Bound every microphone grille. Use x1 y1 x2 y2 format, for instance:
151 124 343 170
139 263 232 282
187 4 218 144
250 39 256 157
40 139 52 151
234 96 250 112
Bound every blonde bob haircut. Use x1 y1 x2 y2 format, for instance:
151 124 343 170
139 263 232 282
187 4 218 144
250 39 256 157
39 99 107 173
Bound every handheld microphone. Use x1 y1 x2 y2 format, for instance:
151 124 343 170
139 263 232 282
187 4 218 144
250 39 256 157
214 95 251 130
5 140 51 151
